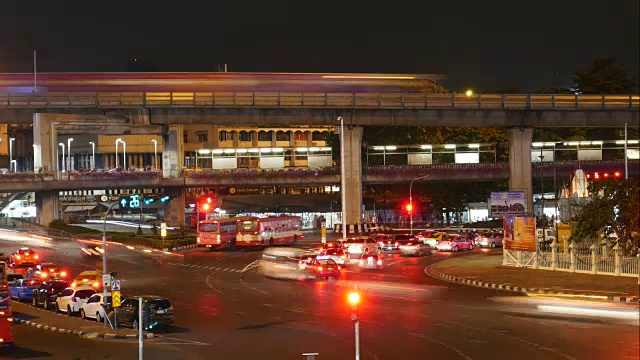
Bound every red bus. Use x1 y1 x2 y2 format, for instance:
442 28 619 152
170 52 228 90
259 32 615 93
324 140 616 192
0 261 13 346
236 216 303 247
196 218 239 251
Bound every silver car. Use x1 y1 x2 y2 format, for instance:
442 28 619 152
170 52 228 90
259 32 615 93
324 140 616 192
399 241 432 257
475 232 504 248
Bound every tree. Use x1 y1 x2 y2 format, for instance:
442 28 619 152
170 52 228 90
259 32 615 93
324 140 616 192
575 58 636 94
569 178 640 254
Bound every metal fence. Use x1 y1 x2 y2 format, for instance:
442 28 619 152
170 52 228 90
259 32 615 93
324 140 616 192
503 241 640 277
0 92 638 109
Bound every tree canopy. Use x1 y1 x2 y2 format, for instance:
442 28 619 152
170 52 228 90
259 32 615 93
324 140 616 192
569 178 640 254
575 58 636 94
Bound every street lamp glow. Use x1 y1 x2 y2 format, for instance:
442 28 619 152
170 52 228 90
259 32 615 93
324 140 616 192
465 89 473 97
348 291 360 306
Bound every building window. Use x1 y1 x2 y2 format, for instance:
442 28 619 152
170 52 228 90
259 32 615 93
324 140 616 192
219 130 232 142
239 131 252 142
294 131 308 141
197 132 208 143
312 131 325 141
258 131 272 141
276 131 289 141
183 131 188 143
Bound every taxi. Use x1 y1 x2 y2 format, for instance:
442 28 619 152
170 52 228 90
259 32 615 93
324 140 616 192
71 270 102 290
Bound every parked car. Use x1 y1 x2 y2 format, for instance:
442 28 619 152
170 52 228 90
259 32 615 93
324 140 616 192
81 293 112 323
10 248 39 266
55 287 96 315
32 280 70 310
6 274 24 286
9 278 42 302
436 234 474 252
116 296 174 332
475 232 504 248
399 241 432 257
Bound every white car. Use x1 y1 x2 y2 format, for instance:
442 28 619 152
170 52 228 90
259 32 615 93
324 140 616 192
399 241 432 257
81 293 111 322
344 237 379 258
319 249 347 265
55 287 96 315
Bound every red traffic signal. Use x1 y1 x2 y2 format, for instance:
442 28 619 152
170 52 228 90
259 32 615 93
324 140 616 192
587 171 622 180
347 291 360 306
207 197 212 203
405 203 413 213
202 203 210 211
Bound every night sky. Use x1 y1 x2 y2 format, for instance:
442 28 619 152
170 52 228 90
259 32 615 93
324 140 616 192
1 0 638 92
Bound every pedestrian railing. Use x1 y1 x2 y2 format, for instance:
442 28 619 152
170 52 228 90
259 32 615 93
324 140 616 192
0 92 638 109
504 241 639 277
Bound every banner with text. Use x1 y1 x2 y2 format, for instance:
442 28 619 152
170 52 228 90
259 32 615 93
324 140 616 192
503 216 537 252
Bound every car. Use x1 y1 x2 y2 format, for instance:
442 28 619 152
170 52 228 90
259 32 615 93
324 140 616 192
436 234 474 252
81 293 112 323
10 248 39 266
71 270 102 290
9 278 42 302
32 280 70 310
116 296 174 332
418 231 447 248
358 254 383 270
399 241 432 257
475 232 504 248
81 244 103 258
6 273 24 286
54 287 96 315
35 263 69 280
319 248 347 265
375 234 413 251
304 258 341 280
343 237 379 258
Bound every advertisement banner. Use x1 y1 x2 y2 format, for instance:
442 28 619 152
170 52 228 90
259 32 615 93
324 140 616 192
490 192 526 218
503 216 537 252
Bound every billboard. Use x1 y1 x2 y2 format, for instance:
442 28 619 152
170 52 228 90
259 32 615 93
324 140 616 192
490 192 526 217
503 216 537 252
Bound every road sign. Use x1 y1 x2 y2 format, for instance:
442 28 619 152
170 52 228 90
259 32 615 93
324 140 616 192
160 222 167 238
111 280 121 291
102 274 111 287
119 194 141 209
112 291 121 308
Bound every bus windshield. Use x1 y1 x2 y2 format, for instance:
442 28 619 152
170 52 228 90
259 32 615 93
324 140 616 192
199 223 218 232
238 220 259 232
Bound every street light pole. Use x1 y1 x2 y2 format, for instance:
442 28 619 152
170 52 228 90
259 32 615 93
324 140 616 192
58 143 65 172
67 138 74 172
338 116 347 240
151 139 158 170
122 140 127 170
624 123 628 179
540 147 545 246
102 202 117 326
410 175 430 235
115 138 121 169
9 138 15 172
89 141 95 169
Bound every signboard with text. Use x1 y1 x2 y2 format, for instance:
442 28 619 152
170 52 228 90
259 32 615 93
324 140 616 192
503 216 537 252
490 192 526 218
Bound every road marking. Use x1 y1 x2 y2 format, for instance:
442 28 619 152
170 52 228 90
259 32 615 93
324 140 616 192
156 336 211 346
385 259 406 267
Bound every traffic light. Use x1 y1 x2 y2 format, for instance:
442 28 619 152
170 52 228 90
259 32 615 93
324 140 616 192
405 203 413 213
586 171 623 180
348 291 360 307
202 203 210 211
144 196 156 205
206 197 212 204
160 195 171 203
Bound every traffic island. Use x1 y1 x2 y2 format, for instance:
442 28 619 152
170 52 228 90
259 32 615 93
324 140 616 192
426 251 639 303
11 302 154 340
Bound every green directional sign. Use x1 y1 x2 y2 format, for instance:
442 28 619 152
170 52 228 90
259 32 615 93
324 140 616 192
119 194 141 209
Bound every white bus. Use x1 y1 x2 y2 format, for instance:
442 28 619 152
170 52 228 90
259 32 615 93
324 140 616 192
236 215 303 247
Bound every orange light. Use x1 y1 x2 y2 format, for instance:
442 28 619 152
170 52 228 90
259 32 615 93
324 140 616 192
40 273 48 278
406 204 413 212
197 237 201 243
71 282 77 287
203 203 210 211
92 282 100 288
603 172 609 178
16 255 21 259
7 318 13 322
317 266 323 271
614 171 621 178
207 197 212 203
348 291 361 306
337 266 341 270
60 271 67 277
377 260 383 265
34 255 39 259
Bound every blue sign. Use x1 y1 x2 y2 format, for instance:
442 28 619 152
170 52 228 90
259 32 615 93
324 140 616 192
111 280 121 291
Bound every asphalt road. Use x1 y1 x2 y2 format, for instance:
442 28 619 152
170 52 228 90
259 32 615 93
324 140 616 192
1 232 638 360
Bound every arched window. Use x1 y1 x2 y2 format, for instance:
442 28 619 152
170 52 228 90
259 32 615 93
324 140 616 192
311 131 325 141
294 131 307 141
219 130 229 142
276 131 290 141
258 130 272 141
239 131 252 142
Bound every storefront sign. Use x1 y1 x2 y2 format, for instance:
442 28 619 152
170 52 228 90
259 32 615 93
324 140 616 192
59 194 120 203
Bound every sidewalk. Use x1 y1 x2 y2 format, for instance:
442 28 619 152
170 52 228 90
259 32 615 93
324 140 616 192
428 251 639 300
12 302 153 340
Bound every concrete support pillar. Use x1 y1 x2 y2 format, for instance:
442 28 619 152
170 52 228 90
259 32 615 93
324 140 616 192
343 126 363 224
507 128 533 213
35 190 59 226
33 113 57 174
271 131 276 147
252 131 259 147
163 187 185 227
162 125 184 178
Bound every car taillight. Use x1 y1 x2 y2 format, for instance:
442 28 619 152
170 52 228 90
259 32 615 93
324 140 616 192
341 255 346 259
71 282 77 287
7 317 13 322
337 266 341 270
317 266 323 271
92 282 100 288
16 255 21 259
197 237 200 243
359 260 364 265
40 273 48 278
72 297 76 302
395 242 398 245
34 255 39 259
377 260 382 265
0 311 5 316
60 271 67 277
